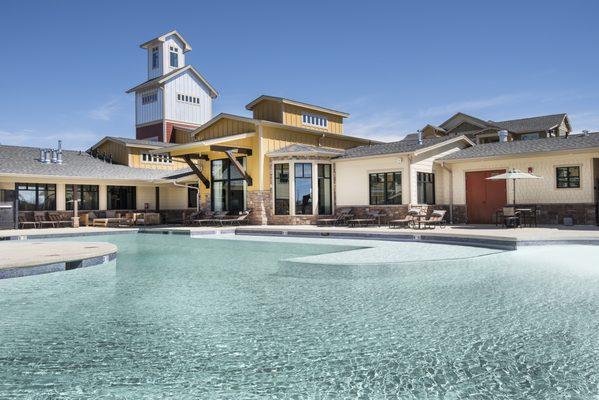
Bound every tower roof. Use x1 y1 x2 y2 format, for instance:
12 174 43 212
140 30 192 52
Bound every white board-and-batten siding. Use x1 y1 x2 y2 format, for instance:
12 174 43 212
163 71 212 125
135 88 163 125
146 35 186 80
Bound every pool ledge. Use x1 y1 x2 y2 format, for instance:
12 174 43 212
0 241 117 279
235 227 518 250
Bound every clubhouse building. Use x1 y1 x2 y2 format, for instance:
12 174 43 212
1 31 598 228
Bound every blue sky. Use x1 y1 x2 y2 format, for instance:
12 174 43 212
1 0 598 149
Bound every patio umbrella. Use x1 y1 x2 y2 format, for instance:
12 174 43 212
486 169 542 205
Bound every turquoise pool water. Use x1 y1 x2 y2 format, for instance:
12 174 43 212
1 234 599 399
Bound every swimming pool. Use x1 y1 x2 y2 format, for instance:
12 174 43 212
1 233 599 399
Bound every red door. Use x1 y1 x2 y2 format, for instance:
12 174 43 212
466 170 507 224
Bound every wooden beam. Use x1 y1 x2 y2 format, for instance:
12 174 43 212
210 145 252 156
183 155 210 188
224 150 253 186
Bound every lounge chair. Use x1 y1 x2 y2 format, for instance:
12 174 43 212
220 210 251 226
348 209 386 227
388 210 420 229
316 208 353 226
421 210 447 229
18 215 37 229
34 211 57 228
193 211 227 226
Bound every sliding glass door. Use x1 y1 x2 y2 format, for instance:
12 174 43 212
211 157 247 214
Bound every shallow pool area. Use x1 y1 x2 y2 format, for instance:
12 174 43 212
1 234 599 399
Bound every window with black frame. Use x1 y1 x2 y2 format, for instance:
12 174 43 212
211 157 246 214
16 183 56 211
294 163 312 215
107 186 136 210
274 163 290 215
318 164 333 214
187 184 198 208
66 185 99 210
369 172 402 205
556 166 580 188
417 172 435 204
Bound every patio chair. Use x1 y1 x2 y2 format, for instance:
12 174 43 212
316 208 353 226
421 210 447 229
220 210 252 226
92 211 126 227
502 206 520 228
348 209 386 227
18 215 37 229
49 212 72 227
34 211 57 228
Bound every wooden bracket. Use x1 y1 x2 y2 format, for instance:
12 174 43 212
224 150 253 186
183 155 210 188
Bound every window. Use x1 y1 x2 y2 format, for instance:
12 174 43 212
521 133 540 141
318 164 333 214
294 163 312 215
302 113 328 128
107 186 136 210
417 172 435 204
187 183 198 209
16 183 56 211
369 172 402 205
556 166 580 188
169 46 179 68
66 185 99 211
141 153 172 164
274 163 290 215
142 91 158 105
177 93 200 105
151 47 159 69
211 158 247 214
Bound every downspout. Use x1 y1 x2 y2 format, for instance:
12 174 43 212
172 181 200 212
440 161 454 224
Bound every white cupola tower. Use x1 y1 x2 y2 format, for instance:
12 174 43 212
126 30 218 143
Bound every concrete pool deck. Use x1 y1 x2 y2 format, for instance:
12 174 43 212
0 241 117 279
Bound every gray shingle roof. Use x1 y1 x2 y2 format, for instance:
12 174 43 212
489 113 567 133
103 136 175 148
0 145 190 181
267 144 344 157
339 136 465 159
439 132 599 161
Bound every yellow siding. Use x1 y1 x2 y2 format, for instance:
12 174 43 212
95 141 129 165
282 104 344 134
195 118 256 140
251 100 282 122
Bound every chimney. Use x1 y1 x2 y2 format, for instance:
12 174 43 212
42 149 51 163
56 140 63 164
39 148 45 162
417 129 423 145
51 149 58 163
498 130 508 142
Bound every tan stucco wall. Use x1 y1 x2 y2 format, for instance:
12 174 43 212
446 151 599 205
334 142 467 206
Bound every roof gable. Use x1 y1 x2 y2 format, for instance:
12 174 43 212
126 65 218 98
439 112 492 131
245 95 349 118
140 30 192 52
491 113 568 134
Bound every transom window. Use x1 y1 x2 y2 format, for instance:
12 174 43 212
142 91 158 105
302 113 328 128
177 93 200 105
369 172 402 205
151 47 159 69
169 46 179 68
556 166 580 188
141 153 172 164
